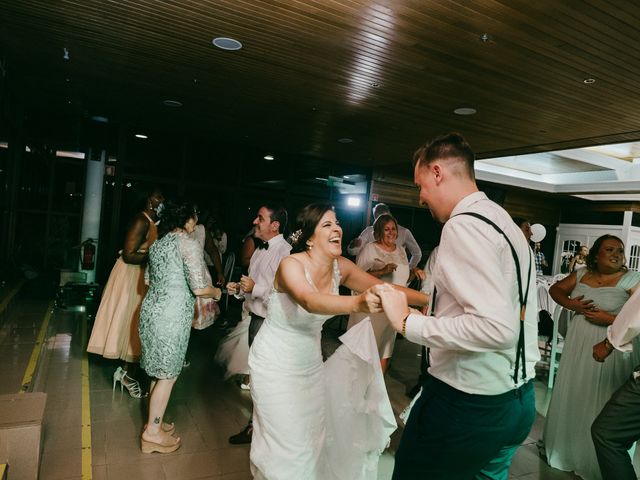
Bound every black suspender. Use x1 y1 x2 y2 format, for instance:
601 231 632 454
450 212 533 386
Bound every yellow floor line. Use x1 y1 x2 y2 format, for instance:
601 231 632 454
81 314 92 479
0 463 6 479
0 279 26 314
20 300 54 393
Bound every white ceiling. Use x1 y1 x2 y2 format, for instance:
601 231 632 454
476 141 640 200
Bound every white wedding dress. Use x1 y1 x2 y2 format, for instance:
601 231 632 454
249 259 396 480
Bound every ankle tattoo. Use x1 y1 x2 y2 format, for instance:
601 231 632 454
153 417 161 424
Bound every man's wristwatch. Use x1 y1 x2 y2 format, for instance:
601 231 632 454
603 337 615 352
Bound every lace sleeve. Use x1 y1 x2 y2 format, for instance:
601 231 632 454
178 234 211 292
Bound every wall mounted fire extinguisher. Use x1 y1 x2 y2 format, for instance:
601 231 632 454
81 239 96 270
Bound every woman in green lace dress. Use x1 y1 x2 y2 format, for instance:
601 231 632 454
139 201 221 454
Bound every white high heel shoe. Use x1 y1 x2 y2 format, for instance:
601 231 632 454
113 367 146 398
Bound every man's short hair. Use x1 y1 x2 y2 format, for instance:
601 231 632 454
372 203 390 219
413 132 475 179
263 204 288 233
512 217 529 229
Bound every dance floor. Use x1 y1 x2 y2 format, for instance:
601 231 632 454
0 282 585 479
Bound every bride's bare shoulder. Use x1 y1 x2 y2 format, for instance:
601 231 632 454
277 255 306 280
281 253 306 268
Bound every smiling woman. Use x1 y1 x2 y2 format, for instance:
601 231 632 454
543 234 640 479
248 202 427 479
347 213 410 372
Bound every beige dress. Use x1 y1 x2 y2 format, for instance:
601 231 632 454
87 212 157 362
347 242 410 359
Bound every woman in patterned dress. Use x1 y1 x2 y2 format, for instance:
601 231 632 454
138 201 221 453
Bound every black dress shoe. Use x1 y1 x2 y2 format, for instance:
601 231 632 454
229 424 253 445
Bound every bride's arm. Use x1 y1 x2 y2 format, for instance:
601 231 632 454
338 257 428 307
275 257 381 315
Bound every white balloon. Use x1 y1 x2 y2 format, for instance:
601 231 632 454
530 223 546 243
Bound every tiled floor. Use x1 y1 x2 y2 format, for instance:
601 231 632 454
0 283 596 479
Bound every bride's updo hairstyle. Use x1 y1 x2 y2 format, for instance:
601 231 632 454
290 203 335 254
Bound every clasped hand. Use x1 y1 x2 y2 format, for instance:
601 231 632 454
359 284 410 333
592 340 612 363
569 295 596 314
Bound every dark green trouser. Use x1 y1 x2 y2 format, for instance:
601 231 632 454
591 371 640 480
393 375 535 480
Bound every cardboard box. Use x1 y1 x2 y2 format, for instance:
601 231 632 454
0 393 46 480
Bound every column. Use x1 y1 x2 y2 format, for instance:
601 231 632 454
79 149 105 283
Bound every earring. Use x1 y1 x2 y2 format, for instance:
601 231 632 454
307 242 313 250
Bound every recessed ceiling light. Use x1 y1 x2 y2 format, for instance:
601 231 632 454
212 37 243 51
583 78 596 84
343 175 350 179
370 82 380 88
338 138 353 144
91 115 109 123
479 33 493 43
453 107 477 115
264 154 274 161
163 100 183 107
135 134 148 139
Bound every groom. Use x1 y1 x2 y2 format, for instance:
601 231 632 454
228 203 291 445
378 133 539 479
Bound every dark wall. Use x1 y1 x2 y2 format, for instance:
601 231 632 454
0 110 372 284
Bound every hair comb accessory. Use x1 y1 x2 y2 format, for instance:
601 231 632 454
289 229 303 245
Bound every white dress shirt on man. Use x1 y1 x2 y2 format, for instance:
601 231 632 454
244 233 291 318
608 286 640 351
348 224 422 269
404 192 540 395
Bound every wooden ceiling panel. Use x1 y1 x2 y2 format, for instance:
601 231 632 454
2 0 640 167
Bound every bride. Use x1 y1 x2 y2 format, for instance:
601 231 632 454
249 203 427 480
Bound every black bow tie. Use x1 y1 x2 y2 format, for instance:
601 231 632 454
256 241 269 250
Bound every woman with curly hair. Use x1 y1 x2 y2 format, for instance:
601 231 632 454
138 201 221 454
543 234 640 479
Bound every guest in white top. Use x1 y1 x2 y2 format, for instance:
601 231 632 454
592 286 640 480
569 245 589 272
347 203 423 274
377 132 539 479
347 213 411 372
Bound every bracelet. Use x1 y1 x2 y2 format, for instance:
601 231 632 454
604 337 615 352
401 312 410 337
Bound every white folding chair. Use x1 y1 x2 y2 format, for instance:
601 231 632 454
548 303 572 388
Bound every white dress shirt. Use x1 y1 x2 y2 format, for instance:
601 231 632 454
348 224 422 269
244 233 291 318
608 287 640 351
404 192 540 395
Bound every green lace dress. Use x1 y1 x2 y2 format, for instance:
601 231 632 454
139 231 210 379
